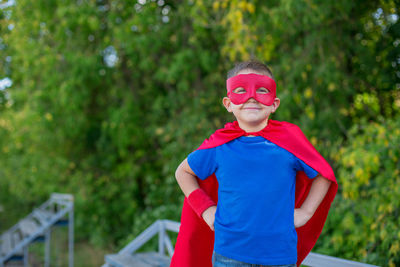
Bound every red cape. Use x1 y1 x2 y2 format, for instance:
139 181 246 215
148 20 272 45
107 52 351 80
170 120 338 267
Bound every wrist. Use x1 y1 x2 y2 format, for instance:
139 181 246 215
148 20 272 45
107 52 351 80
187 188 216 218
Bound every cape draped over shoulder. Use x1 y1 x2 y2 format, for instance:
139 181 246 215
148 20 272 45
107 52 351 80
170 120 338 267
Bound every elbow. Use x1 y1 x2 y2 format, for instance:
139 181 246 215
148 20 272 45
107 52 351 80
175 167 180 182
175 161 184 182
175 166 180 182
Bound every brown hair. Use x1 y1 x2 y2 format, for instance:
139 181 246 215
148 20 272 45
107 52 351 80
227 60 274 79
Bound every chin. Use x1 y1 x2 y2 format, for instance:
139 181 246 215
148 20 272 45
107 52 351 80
242 117 268 124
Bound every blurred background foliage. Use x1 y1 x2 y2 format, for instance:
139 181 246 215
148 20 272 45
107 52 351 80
0 0 399 266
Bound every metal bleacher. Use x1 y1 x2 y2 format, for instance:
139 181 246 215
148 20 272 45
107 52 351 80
103 220 176 267
103 219 380 267
0 193 74 267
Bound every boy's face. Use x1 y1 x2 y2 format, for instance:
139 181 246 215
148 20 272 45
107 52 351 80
227 73 276 106
223 69 280 128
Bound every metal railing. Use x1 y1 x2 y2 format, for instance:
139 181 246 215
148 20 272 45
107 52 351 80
104 219 380 267
0 193 74 267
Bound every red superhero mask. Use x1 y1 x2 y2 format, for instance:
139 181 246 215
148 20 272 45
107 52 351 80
226 73 277 106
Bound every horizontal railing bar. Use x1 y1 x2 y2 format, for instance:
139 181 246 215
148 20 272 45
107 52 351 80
160 220 180 233
303 252 380 267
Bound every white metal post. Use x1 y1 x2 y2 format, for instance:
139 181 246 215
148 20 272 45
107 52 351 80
23 246 29 267
68 203 74 267
158 221 165 256
44 229 51 267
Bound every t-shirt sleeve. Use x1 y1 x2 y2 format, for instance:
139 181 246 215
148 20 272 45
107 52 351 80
294 156 318 179
187 148 217 180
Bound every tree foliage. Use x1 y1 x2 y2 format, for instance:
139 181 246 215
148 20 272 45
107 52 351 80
319 116 400 267
0 0 399 265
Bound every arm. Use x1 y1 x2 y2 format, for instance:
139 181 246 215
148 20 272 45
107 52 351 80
175 158 217 230
175 158 200 197
294 174 331 228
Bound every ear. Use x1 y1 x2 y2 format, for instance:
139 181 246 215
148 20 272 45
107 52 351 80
271 98 280 113
223 97 233 112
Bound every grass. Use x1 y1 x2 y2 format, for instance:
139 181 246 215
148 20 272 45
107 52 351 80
26 227 112 267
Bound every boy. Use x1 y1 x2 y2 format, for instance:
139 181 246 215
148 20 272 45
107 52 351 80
171 60 337 267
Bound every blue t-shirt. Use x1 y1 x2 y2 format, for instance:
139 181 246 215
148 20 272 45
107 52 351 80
187 136 318 265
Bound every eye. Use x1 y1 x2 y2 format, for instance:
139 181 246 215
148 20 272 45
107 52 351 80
256 87 270 94
233 87 246 94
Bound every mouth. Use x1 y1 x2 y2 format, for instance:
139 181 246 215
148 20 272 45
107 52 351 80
243 106 261 110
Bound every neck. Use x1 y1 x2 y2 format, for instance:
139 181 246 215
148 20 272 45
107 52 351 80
237 118 269 134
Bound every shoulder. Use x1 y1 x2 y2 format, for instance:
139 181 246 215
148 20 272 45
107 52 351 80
197 121 242 150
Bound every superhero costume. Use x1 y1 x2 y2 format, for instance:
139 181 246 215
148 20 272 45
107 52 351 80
170 120 338 267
